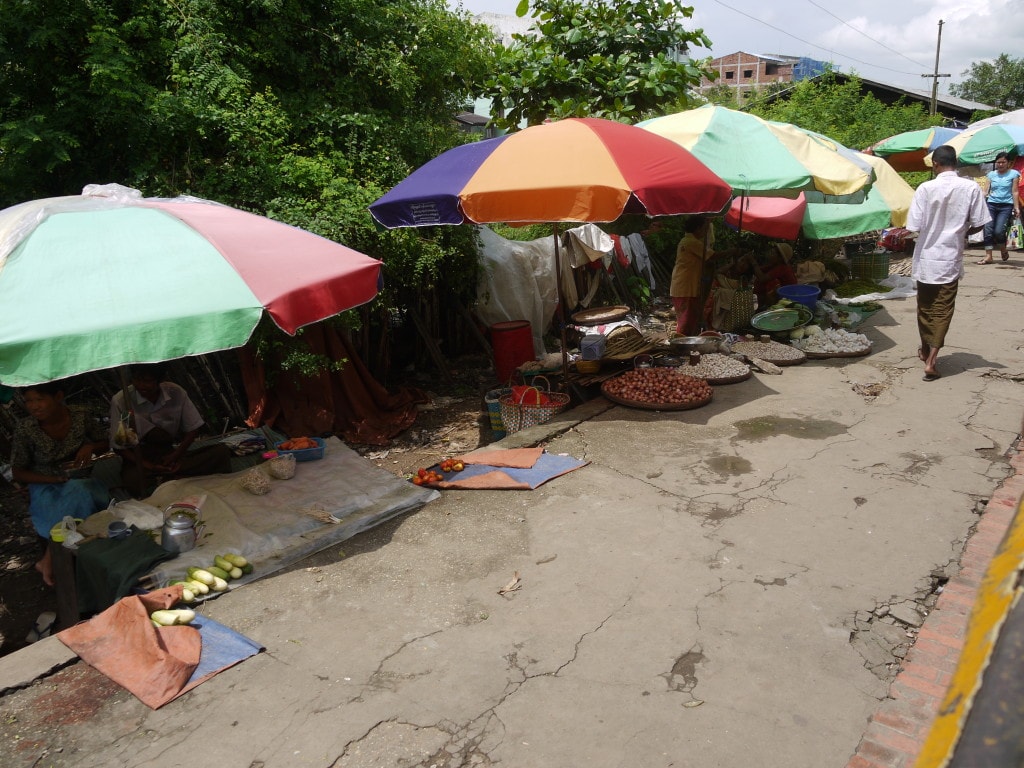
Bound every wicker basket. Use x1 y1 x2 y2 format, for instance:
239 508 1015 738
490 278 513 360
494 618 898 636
844 242 890 281
499 376 570 434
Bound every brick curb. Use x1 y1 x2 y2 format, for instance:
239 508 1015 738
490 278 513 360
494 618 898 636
845 448 1024 768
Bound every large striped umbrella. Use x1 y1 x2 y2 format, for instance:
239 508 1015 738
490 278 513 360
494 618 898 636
636 105 873 200
0 184 383 386
722 152 914 240
801 152 915 239
867 126 962 172
369 117 733 228
933 124 1024 166
369 117 732 378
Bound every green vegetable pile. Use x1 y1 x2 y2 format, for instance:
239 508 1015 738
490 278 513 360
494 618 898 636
834 279 892 298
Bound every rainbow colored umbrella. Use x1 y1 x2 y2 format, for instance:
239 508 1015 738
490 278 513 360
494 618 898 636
934 124 1024 166
0 184 383 386
369 117 733 228
636 106 873 200
868 126 963 171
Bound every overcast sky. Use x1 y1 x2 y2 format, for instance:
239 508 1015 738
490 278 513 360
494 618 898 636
452 0 1023 100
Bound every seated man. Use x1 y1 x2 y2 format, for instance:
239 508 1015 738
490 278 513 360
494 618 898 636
110 364 232 495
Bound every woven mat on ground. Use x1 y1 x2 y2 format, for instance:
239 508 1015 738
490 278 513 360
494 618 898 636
59 585 262 709
457 447 544 468
434 450 588 490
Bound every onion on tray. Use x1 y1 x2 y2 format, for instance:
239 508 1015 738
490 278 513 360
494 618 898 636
601 368 713 411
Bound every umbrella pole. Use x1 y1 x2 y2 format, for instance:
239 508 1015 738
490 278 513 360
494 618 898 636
116 366 146 498
696 223 715 334
552 225 570 384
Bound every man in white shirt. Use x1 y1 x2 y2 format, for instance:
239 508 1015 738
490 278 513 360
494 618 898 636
110 363 232 494
905 145 990 381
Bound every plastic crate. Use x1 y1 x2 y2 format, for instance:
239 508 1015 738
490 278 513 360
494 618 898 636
273 437 326 462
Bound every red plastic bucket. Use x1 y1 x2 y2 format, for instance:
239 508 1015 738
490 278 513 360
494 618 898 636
491 320 534 383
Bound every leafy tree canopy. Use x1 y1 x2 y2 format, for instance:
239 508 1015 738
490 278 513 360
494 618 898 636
0 0 495 302
750 71 942 152
481 0 713 129
949 53 1024 111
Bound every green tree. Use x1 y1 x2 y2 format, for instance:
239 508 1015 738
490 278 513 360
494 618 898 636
702 83 741 109
950 54 1024 110
0 0 494 302
481 0 713 129
751 71 940 152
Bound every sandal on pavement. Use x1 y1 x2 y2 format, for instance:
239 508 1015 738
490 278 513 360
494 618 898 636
1002 252 1010 261
923 372 942 382
976 259 994 265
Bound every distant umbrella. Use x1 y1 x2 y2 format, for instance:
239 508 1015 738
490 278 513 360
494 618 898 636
867 126 963 172
933 124 1024 166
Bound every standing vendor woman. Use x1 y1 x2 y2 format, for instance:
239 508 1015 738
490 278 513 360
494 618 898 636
10 381 111 586
977 152 1021 264
110 363 232 494
671 216 718 335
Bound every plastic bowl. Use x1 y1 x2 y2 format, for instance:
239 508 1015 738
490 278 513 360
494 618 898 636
273 437 326 462
776 284 821 310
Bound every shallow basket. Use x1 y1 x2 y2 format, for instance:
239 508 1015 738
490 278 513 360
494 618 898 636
274 437 326 462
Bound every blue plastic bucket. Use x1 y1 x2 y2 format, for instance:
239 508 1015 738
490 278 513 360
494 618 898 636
776 284 820 311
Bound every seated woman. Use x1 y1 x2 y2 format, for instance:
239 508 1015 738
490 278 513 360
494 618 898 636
109 363 232 496
10 381 111 586
744 242 798 309
703 254 756 332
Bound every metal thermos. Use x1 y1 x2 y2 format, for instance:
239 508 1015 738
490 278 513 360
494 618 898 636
161 505 203 554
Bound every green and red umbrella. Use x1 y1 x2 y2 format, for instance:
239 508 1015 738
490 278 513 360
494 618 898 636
0 184 383 386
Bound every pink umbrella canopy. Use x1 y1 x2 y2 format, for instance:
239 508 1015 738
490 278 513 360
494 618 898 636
0 184 382 385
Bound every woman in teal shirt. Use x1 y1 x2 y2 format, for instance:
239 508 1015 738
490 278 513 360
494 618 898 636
977 152 1021 264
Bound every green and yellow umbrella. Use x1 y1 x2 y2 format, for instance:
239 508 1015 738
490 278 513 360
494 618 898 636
637 105 874 200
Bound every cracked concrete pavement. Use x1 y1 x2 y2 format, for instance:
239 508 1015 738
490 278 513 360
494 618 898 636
2 253 1023 768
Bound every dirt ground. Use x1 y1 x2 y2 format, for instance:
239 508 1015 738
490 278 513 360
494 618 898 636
0 354 497 659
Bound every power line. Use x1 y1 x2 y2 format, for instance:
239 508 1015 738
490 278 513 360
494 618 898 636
709 0 925 78
804 0 930 70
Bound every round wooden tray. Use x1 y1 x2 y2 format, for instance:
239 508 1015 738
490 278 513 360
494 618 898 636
572 305 631 326
703 369 753 385
803 346 872 359
730 342 807 366
601 382 714 411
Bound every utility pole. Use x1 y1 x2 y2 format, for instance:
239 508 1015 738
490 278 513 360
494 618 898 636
921 19 950 116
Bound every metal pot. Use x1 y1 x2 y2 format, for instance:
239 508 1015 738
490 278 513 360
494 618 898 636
161 504 204 554
667 336 719 355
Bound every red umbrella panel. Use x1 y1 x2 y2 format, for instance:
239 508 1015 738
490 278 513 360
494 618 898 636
725 194 807 240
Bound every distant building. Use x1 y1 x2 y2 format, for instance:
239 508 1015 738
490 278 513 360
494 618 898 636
699 52 828 99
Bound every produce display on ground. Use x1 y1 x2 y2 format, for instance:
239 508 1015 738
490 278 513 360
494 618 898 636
601 368 713 410
729 338 808 364
790 326 872 356
678 353 751 383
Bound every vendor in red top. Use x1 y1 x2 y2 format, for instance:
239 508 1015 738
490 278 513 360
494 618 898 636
744 242 798 309
109 363 232 495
